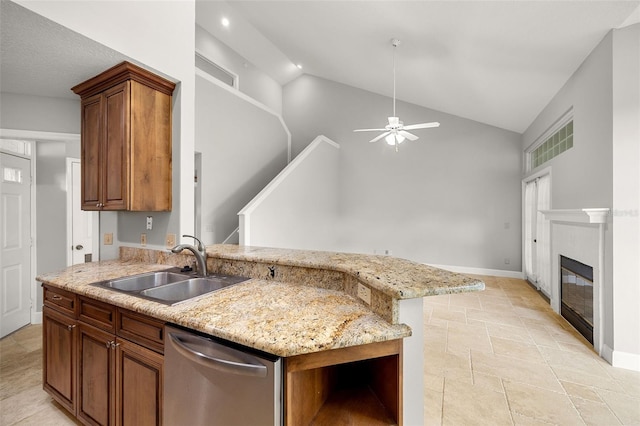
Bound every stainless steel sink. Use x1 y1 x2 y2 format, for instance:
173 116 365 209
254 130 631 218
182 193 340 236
103 271 192 291
140 276 249 305
93 269 249 305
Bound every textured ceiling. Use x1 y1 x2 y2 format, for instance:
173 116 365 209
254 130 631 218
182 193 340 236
0 1 128 100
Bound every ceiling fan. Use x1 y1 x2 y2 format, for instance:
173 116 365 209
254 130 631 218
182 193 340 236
354 38 440 151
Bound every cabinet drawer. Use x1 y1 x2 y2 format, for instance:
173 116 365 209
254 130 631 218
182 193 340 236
78 296 116 332
116 309 165 354
43 285 76 317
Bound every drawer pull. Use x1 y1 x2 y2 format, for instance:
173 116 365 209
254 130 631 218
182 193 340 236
52 295 63 301
67 324 76 331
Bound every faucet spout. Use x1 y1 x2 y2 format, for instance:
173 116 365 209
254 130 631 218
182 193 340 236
170 236 207 276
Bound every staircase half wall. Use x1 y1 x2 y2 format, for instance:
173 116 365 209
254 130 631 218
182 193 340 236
239 135 340 250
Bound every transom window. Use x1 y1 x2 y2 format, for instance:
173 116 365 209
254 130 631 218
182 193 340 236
531 120 573 169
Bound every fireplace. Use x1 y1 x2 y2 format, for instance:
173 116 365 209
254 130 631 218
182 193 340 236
560 255 594 344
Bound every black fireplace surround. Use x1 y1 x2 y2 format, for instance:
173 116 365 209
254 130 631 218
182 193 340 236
560 255 594 344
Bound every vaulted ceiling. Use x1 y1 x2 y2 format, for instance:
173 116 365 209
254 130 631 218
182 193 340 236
197 1 639 133
2 1 639 134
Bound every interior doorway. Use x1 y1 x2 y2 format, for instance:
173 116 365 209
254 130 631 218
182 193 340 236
66 158 97 266
523 172 551 296
0 152 32 337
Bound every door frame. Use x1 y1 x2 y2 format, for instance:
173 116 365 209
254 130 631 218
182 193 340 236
66 157 99 266
1 129 80 324
522 166 552 290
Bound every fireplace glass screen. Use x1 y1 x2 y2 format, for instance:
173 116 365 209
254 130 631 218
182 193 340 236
560 256 593 343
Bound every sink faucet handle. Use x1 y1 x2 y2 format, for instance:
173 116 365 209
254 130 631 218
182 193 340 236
182 234 204 252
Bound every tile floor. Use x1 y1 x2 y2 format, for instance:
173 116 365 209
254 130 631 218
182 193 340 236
0 275 638 425
424 275 640 425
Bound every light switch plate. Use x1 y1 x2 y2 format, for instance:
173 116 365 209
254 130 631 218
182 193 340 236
104 233 113 245
357 283 371 305
166 233 176 248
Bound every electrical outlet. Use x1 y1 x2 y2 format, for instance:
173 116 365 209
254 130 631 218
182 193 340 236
166 233 176 248
104 233 113 245
141 233 147 246
357 283 371 305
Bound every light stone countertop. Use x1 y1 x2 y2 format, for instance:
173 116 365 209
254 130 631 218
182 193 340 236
37 245 484 357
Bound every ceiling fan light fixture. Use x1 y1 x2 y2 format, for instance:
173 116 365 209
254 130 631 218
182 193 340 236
353 37 440 150
385 134 395 145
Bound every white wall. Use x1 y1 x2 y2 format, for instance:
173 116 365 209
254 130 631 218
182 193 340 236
0 93 79 134
522 31 615 355
17 0 197 252
240 136 340 249
612 23 640 370
523 27 640 369
195 24 283 114
195 72 288 245
284 75 523 272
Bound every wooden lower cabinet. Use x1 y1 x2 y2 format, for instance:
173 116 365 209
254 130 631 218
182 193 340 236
115 339 163 426
42 286 164 426
43 306 77 414
77 323 116 426
77 324 164 426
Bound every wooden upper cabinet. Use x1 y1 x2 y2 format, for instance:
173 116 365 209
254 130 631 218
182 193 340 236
72 61 175 211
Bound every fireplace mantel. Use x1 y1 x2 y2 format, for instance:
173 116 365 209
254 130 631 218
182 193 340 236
540 207 609 356
541 208 610 224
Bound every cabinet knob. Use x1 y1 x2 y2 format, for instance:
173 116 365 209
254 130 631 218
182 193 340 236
110 341 120 350
75 245 84 250
67 324 76 331
106 340 114 349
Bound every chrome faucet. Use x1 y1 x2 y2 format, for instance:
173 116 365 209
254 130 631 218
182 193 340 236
170 234 208 276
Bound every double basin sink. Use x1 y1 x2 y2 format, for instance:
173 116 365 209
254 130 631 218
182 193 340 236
93 269 250 305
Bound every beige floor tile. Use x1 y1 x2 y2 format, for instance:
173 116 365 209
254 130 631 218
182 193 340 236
448 293 482 310
447 321 493 354
430 307 467 324
424 388 444 426
486 323 534 344
511 412 557 425
596 388 640 425
425 373 444 392
443 378 512 425
538 345 611 378
478 294 513 306
490 336 545 364
553 365 626 393
561 380 604 402
472 350 564 393
466 308 525 327
472 371 504 393
0 385 52 425
504 380 583 425
526 328 562 349
570 396 622 426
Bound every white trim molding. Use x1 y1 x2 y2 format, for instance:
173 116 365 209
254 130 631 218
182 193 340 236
542 207 610 357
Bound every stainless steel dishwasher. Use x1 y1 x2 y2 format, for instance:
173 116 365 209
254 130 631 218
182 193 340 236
164 325 282 425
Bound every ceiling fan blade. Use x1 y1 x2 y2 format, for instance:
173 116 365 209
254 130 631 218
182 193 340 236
369 132 391 143
354 128 387 132
402 122 440 130
398 130 418 141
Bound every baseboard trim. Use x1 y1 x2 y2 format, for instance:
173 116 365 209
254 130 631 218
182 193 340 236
427 263 524 279
607 345 640 372
31 311 42 325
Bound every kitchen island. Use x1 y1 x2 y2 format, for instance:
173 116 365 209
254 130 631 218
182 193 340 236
37 245 484 425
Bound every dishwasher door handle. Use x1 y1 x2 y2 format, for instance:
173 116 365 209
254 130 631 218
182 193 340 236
168 332 268 378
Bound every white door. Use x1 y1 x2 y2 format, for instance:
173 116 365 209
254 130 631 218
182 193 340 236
524 174 551 295
0 153 31 337
67 159 94 265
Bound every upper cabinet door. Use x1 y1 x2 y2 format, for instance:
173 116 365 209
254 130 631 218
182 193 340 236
102 82 130 211
81 94 103 211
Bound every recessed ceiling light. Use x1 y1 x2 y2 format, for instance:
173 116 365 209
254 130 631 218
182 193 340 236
296 64 303 69
221 17 230 27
